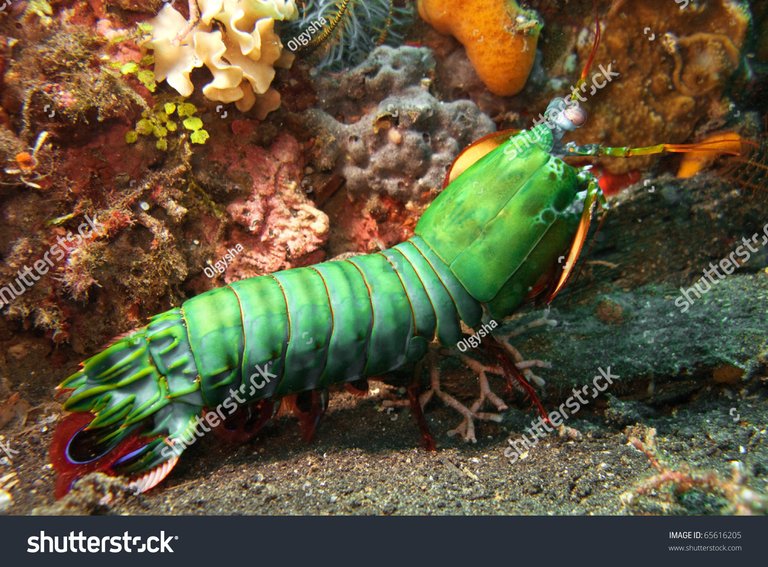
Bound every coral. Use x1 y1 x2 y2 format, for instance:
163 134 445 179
144 0 298 117
568 0 750 174
98 0 167 15
622 426 767 515
281 0 414 71
0 8 327 352
115 55 158 93
24 1 54 25
3 23 146 138
0 109 195 347
0 6 379 362
417 0 542 96
301 46 494 252
208 133 329 279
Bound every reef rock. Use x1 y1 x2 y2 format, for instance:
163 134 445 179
214 133 329 281
569 0 750 174
303 46 496 202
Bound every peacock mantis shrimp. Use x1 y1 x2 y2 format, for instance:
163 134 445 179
49 25 744 498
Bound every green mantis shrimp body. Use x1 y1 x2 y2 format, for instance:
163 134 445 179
417 124 590 318
53 112 600 495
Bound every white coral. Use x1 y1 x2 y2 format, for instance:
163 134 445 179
146 0 297 118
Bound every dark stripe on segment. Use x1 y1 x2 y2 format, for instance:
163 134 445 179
181 286 244 407
394 240 463 346
410 236 483 328
271 268 333 395
342 259 374 380
229 275 289 401
309 266 335 384
380 248 431 362
379 252 417 333
311 260 373 388
348 253 414 376
383 247 437 339
228 281 248 395
176 307 203 405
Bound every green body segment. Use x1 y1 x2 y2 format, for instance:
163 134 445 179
182 288 245 405
60 123 595 474
180 239 483 407
62 237 485 446
228 276 289 397
270 268 334 395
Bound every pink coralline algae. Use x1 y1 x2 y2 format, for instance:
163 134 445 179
217 133 329 281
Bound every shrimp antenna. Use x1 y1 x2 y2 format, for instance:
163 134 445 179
570 14 601 103
564 135 756 160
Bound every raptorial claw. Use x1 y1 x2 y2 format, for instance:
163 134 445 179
129 455 180 494
50 413 165 498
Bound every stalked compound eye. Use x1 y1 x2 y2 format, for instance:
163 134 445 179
546 98 588 137
551 102 587 133
564 105 588 129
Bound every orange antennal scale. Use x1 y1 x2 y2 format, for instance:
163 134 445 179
665 133 752 155
443 128 520 187
676 132 755 178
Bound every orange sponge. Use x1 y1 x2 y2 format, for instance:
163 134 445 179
418 0 542 96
